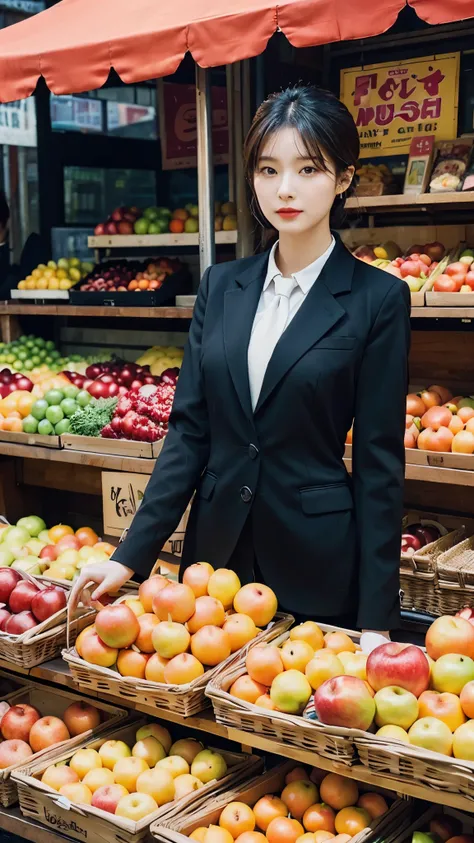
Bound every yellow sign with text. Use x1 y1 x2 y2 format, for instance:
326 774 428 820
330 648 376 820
340 53 460 156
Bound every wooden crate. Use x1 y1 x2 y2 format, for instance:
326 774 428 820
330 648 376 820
207 624 362 768
397 803 474 842
151 760 413 843
61 433 164 459
0 680 127 807
62 612 294 718
0 668 34 699
405 447 474 471
0 430 61 448
13 717 262 843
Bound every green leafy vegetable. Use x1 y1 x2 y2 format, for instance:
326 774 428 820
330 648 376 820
69 396 118 438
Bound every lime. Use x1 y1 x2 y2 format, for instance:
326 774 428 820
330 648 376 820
31 399 48 421
76 390 92 408
31 355 41 366
35 338 46 348
37 419 54 435
50 350 60 360
45 340 55 351
44 356 53 365
60 398 77 417
23 360 34 371
54 419 71 435
18 335 28 343
22 415 38 434
12 360 23 370
44 389 64 405
17 350 28 362
45 405 64 425
5 355 15 364
25 340 35 349
38 349 47 360
63 385 79 399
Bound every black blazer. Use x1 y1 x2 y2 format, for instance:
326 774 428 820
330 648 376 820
114 234 411 629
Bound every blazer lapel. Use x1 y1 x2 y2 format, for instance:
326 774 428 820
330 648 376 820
254 237 355 415
224 251 269 420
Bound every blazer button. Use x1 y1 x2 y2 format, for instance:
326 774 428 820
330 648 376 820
240 486 253 503
248 444 259 460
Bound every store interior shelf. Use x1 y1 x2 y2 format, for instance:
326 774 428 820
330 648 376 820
88 230 238 249
0 805 65 843
0 656 473 816
0 303 194 319
0 439 156 473
345 191 474 212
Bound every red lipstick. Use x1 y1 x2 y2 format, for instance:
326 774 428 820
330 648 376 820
276 208 302 218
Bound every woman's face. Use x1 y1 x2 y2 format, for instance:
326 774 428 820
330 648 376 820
253 126 348 237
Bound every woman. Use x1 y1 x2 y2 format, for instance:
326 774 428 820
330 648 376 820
71 86 410 635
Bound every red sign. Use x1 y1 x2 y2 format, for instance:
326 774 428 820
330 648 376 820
158 82 228 170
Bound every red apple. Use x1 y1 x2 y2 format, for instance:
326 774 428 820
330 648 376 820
91 783 129 814
400 261 422 279
29 715 70 752
55 536 81 553
457 608 474 627
4 611 37 635
1 703 41 741
426 616 474 660
8 581 40 614
0 738 33 769
63 701 100 737
366 642 430 697
465 271 474 291
0 608 11 630
314 675 376 730
39 545 58 563
31 586 67 622
401 534 422 554
0 569 22 603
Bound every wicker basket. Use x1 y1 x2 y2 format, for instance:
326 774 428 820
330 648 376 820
435 534 474 614
63 611 294 718
151 760 414 843
400 526 469 615
355 730 474 803
0 668 34 698
396 803 474 842
207 624 364 768
0 570 93 668
12 717 262 843
0 680 127 807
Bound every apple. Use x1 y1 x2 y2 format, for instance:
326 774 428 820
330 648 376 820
95 604 139 649
375 724 410 743
31 586 67 622
245 645 284 686
82 767 115 793
41 765 80 791
91 783 128 814
338 652 368 681
63 701 101 737
429 815 462 842
431 654 474 695
11 559 41 576
152 582 196 624
174 773 204 799
113 757 149 792
374 686 419 729
305 651 344 690
366 642 430 697
4 611 38 635
152 621 190 659
132 736 166 766
138 574 168 613
81 631 118 668
0 549 14 567
1 703 41 741
98 739 131 770
0 608 11 629
135 723 172 754
115 792 158 821
270 669 312 714
17 516 46 537
401 534 422 554
290 621 324 651
169 739 203 765
233 583 278 626
70 748 102 779
25 539 47 556
0 567 22 602
136 767 175 805
426 616 474 660
3 526 31 549
8 581 40 614
408 716 453 756
0 738 33 769
280 780 319 820
418 690 466 732
182 562 214 597
207 568 241 609
191 749 227 783
29 716 70 752
315 676 376 731
58 782 93 805
156 755 189 778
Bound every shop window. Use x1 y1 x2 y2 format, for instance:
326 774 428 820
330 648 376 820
63 166 157 225
51 86 157 140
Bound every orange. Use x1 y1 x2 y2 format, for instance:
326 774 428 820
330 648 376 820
17 393 35 417
138 279 149 290
303 804 336 834
219 802 255 838
253 795 287 832
128 280 138 290
357 793 388 819
49 524 74 543
334 807 371 836
266 817 304 843
319 774 359 810
169 219 185 234
4 417 23 431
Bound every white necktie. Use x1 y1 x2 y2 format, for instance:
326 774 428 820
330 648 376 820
248 275 298 410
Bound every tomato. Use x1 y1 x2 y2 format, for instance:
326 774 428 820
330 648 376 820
433 275 456 293
48 524 74 544
75 527 99 547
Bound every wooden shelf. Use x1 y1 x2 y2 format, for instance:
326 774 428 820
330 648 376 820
346 192 474 213
88 230 238 249
411 307 474 319
0 439 155 474
0 303 193 319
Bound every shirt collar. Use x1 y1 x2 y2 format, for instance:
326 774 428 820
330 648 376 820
263 236 336 295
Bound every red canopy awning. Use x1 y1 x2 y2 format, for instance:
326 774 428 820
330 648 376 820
0 0 471 103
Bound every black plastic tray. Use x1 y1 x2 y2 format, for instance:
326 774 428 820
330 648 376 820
69 268 190 307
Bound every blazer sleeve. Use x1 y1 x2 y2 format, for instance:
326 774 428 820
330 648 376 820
352 280 411 630
112 266 212 577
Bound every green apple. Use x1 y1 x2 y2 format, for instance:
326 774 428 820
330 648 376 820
0 548 14 566
4 526 30 548
44 389 64 406
134 218 149 235
25 539 47 556
37 419 54 436
405 276 423 292
59 399 77 418
22 415 38 434
55 419 71 435
17 515 46 537
78 546 96 561
412 833 440 843
38 530 50 544
45 406 64 426
374 686 419 730
11 558 41 575
63 385 79 400
190 749 227 784
184 218 199 234
432 653 474 694
31 399 49 421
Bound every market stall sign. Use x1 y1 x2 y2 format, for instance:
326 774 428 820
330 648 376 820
157 81 228 170
101 470 189 556
340 53 459 156
0 97 36 147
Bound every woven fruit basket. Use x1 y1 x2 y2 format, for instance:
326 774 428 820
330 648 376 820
0 570 93 668
0 680 127 807
12 717 263 843
62 611 293 718
400 510 472 615
435 534 474 614
151 759 413 843
207 623 365 767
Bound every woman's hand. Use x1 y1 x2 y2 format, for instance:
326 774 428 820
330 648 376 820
68 561 134 614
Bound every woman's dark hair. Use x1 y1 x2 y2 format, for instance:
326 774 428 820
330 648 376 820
244 85 360 231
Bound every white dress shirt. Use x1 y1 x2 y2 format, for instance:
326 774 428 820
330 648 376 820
248 237 335 409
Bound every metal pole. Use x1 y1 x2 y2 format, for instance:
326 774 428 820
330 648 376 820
226 65 235 203
195 65 215 274
233 63 253 259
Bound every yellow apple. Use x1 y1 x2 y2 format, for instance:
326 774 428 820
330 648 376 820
156 755 189 779
132 737 166 767
113 757 149 792
136 768 175 805
115 792 158 821
70 749 102 780
99 740 131 771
